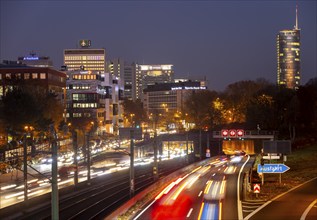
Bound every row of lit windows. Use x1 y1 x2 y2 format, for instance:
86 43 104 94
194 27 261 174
72 74 97 80
72 93 98 101
67 84 90 90
66 64 104 67
68 67 104 71
65 56 104 61
65 61 104 64
73 103 97 108
73 113 92 118
0 73 46 80
287 42 300 46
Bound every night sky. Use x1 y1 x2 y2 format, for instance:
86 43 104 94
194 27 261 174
0 0 316 91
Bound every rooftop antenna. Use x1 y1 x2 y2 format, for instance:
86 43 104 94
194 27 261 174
295 4 299 30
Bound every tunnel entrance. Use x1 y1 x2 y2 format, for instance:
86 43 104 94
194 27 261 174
222 139 255 155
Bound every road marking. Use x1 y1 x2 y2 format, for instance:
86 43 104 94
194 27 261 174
133 200 156 220
237 155 250 220
300 199 317 220
198 191 203 197
242 201 266 204
187 208 193 218
197 202 205 220
244 177 317 220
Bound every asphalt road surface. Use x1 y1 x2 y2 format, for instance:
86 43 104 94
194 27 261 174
246 177 317 220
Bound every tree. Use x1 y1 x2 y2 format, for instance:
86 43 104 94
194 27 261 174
122 99 147 127
184 90 218 130
223 80 270 123
0 87 64 140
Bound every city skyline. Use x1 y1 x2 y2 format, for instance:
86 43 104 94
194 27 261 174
0 0 316 91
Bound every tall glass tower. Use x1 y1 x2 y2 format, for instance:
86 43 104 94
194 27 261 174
277 6 301 89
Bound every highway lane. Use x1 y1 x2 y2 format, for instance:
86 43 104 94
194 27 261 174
134 157 229 220
246 177 317 220
134 155 253 220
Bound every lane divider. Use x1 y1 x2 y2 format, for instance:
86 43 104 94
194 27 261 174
237 155 250 220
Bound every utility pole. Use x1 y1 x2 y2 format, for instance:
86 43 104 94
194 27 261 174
51 126 59 220
153 129 158 181
199 129 202 160
72 131 78 185
186 131 189 164
23 134 28 202
86 133 91 182
130 130 135 198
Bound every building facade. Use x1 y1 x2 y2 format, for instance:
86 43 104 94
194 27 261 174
0 61 66 101
136 64 174 100
64 41 105 72
277 6 301 89
143 81 207 115
65 70 123 134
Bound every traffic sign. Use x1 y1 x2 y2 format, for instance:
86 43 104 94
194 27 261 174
206 149 210 158
257 164 290 173
229 129 236 137
263 155 280 160
221 129 229 137
253 184 260 193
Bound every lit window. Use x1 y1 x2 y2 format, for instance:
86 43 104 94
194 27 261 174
40 73 46 79
32 73 38 79
24 73 30 79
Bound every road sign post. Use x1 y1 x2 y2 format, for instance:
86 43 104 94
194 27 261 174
258 163 290 185
253 184 260 193
257 164 290 173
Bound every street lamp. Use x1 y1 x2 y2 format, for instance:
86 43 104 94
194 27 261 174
130 114 135 127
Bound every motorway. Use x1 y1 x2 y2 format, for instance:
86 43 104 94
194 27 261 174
133 155 252 220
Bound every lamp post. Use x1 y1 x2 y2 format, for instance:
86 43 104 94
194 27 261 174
86 121 94 183
130 114 135 127
49 124 59 220
23 134 28 203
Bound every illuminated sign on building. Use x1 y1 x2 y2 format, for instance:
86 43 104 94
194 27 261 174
23 56 39 60
79 40 92 48
171 86 206 90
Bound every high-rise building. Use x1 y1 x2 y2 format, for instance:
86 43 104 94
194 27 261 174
64 40 105 72
136 64 174 100
277 6 301 89
107 58 124 78
123 62 137 101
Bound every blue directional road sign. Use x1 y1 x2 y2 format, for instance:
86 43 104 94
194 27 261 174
257 164 290 173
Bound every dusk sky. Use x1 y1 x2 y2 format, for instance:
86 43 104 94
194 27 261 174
0 0 316 91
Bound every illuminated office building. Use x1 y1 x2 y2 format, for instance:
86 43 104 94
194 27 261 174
277 6 301 89
143 81 206 115
64 40 105 71
136 64 174 100
65 70 123 134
